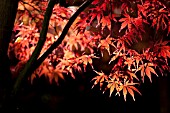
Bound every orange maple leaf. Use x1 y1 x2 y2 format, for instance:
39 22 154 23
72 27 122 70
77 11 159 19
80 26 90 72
119 13 133 32
138 63 158 82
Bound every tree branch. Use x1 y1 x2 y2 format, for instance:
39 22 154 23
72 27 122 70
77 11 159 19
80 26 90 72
13 0 56 94
31 0 93 74
13 0 93 94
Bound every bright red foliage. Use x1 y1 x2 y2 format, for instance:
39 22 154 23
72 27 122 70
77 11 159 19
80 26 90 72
8 0 170 101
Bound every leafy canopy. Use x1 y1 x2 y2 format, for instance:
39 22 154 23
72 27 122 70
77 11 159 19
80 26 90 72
8 0 170 101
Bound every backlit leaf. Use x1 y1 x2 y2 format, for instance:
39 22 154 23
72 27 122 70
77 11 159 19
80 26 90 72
123 87 127 101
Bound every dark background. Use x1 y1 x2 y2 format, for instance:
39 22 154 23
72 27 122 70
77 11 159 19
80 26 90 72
1 69 169 113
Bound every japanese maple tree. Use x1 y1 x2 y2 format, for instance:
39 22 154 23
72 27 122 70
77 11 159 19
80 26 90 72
8 0 170 101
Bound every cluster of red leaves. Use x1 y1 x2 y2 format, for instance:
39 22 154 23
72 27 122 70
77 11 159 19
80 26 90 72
8 0 170 101
75 0 170 101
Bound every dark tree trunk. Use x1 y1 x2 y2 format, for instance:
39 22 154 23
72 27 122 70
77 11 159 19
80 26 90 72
0 0 19 111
